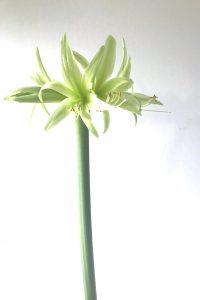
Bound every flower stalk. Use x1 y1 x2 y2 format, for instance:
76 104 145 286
76 116 97 300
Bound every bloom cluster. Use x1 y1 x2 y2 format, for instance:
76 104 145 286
4 33 162 136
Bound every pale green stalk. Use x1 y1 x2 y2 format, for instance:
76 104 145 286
76 116 97 300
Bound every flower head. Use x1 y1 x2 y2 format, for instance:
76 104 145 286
4 33 162 136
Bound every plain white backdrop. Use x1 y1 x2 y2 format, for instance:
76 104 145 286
0 0 200 299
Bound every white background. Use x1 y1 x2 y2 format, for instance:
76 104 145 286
0 0 200 299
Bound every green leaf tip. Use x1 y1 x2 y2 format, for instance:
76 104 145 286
4 33 164 136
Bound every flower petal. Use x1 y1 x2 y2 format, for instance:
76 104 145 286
73 50 89 69
119 56 131 79
131 93 162 107
82 46 105 87
102 110 110 133
80 108 99 137
28 103 37 125
94 35 116 91
31 72 47 86
97 77 133 96
117 38 128 77
119 93 141 114
4 86 40 99
4 93 39 103
39 80 77 101
4 85 68 103
35 47 51 82
61 33 82 93
45 98 73 130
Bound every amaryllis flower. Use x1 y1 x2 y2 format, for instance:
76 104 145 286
4 33 162 136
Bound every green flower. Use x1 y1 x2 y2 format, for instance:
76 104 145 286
4 33 162 137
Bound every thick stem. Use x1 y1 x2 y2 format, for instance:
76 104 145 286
76 116 97 300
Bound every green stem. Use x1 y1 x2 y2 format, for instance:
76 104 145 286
76 116 97 300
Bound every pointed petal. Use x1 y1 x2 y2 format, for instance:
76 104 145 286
39 80 77 101
35 47 51 82
61 33 82 93
119 56 131 79
80 108 99 137
28 103 37 125
102 110 110 133
33 83 51 114
95 35 116 91
4 90 68 103
98 77 133 96
132 113 138 126
4 86 40 99
119 93 141 114
4 93 39 103
117 78 133 92
31 72 47 86
117 38 128 77
82 46 105 87
132 93 162 106
73 50 89 68
41 103 50 115
152 99 163 105
45 98 72 130
41 89 66 102
61 35 73 89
